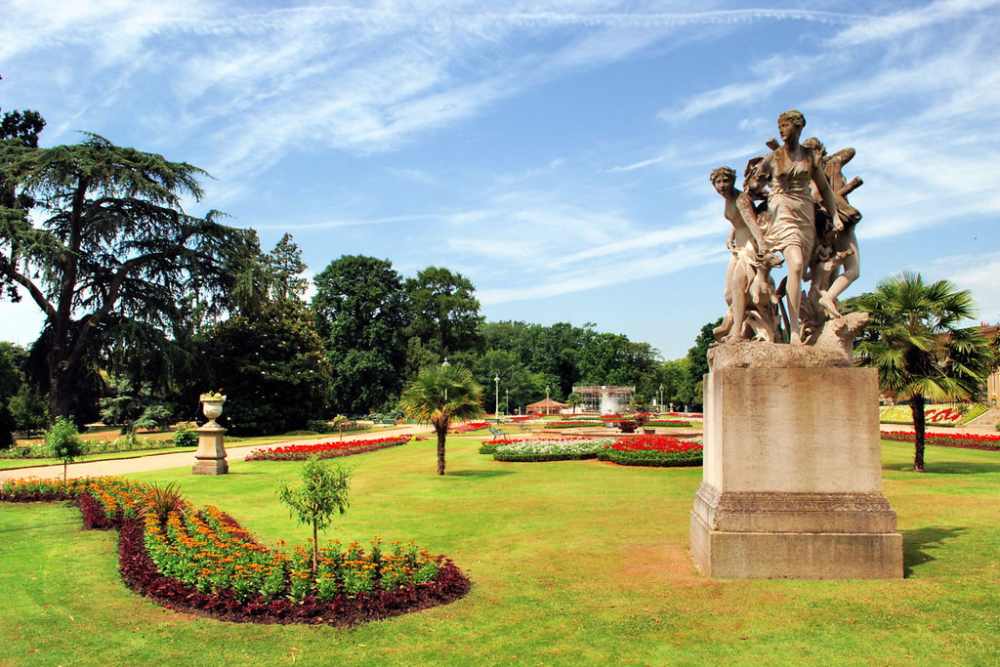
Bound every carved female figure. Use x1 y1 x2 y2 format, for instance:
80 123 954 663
757 110 840 344
801 137 862 318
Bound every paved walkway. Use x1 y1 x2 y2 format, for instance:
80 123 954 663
0 425 433 482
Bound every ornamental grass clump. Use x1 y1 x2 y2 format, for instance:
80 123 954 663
279 456 351 575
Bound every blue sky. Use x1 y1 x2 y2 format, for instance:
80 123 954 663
2 0 999 358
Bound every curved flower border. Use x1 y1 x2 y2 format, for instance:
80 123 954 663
1 478 470 626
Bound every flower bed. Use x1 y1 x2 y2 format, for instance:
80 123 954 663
882 430 1000 451
450 421 489 434
644 419 691 428
600 435 703 467
0 477 469 625
244 435 411 462
493 439 612 462
542 421 601 429
879 404 988 428
479 438 526 454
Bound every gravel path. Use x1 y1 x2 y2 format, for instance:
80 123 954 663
0 425 433 482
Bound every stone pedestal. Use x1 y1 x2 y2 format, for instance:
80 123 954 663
192 424 228 475
690 355 902 579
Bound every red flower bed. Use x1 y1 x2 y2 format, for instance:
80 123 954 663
450 421 489 434
612 435 703 453
245 435 411 461
925 408 961 423
602 434 703 467
882 430 1000 451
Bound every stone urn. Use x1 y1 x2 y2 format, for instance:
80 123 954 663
201 394 225 426
193 393 228 475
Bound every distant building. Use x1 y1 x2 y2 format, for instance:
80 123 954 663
572 385 634 414
526 398 567 415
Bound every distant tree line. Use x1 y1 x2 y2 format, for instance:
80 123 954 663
0 106 709 442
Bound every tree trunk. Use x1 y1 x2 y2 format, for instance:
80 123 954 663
47 352 77 421
63 461 67 483
311 520 319 575
436 426 447 476
911 394 926 472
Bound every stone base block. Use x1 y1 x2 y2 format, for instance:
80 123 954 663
192 458 229 475
192 424 228 475
690 483 903 579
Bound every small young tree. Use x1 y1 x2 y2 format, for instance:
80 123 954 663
278 456 351 575
46 416 84 482
566 392 582 415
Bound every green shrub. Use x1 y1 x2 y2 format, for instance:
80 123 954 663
173 424 198 448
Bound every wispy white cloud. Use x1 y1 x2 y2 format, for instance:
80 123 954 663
659 71 795 123
479 242 724 304
829 0 1000 46
608 153 672 173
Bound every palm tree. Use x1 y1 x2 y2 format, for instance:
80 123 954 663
852 273 994 472
567 392 582 415
400 364 483 475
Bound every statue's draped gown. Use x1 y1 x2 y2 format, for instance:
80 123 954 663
762 146 818 259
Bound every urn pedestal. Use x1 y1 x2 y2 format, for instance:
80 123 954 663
193 397 228 475
690 355 902 579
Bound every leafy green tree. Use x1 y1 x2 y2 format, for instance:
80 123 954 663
0 133 250 419
279 456 351 575
683 319 721 409
98 375 144 432
200 299 331 435
406 267 483 356
400 364 483 475
456 348 547 414
8 383 49 434
403 335 440 383
46 416 84 482
566 392 582 414
313 255 410 415
661 359 694 408
267 233 309 301
0 105 45 302
0 342 24 447
852 273 994 472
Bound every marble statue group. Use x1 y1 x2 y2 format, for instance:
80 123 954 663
712 109 863 347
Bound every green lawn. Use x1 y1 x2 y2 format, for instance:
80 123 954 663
1 438 998 666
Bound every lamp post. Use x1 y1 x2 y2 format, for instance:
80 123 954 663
442 357 450 403
494 373 500 424
658 384 663 415
545 384 550 415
